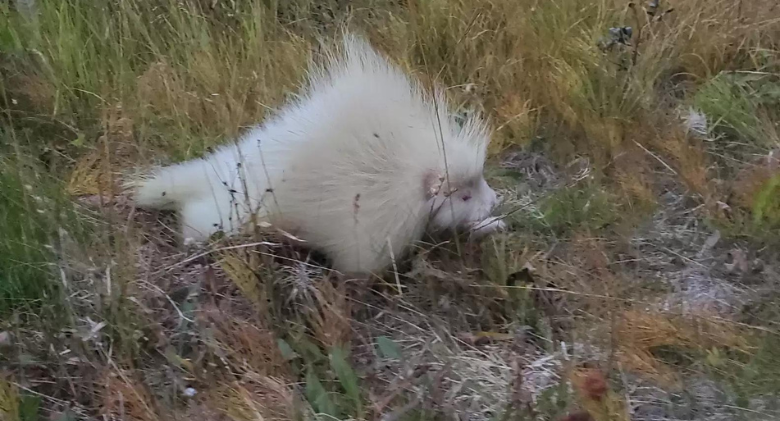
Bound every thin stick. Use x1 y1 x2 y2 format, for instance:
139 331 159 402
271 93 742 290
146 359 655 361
633 140 678 175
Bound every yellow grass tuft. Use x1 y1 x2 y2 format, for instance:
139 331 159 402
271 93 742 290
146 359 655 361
202 307 290 378
307 280 353 349
0 375 20 421
492 94 537 153
66 104 137 197
612 146 657 215
208 377 298 421
218 248 269 316
614 309 753 388
100 369 162 421
655 125 712 198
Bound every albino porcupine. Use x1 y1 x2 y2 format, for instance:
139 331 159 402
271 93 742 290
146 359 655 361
130 33 505 276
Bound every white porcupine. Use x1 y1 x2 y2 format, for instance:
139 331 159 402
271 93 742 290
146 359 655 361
129 34 505 275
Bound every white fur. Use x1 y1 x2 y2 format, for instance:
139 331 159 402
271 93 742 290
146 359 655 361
130 34 504 275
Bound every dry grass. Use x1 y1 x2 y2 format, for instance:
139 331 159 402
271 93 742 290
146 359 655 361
207 378 298 421
614 310 753 388
1 0 780 420
0 375 21 421
100 369 163 421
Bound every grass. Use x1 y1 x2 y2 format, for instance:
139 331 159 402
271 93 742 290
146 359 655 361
0 154 59 316
0 129 97 320
1 0 780 420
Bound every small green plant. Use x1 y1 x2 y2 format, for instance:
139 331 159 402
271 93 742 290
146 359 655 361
533 380 573 421
284 334 368 420
302 346 366 419
538 184 619 236
752 173 780 230
481 235 544 330
703 332 780 413
17 394 40 421
693 71 780 145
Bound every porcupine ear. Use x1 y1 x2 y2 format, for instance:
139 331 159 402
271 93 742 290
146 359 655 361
423 170 447 200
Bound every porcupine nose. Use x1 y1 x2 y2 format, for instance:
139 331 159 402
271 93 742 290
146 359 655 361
489 187 499 210
480 178 498 209
481 187 498 221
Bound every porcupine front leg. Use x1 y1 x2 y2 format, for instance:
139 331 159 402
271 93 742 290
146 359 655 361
467 216 507 241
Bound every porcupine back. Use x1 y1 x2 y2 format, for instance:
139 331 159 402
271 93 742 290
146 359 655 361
268 35 491 274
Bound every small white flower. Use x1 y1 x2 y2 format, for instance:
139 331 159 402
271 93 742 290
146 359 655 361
681 106 708 138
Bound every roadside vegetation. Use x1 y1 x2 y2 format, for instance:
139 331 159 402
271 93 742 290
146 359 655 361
1 1 779 420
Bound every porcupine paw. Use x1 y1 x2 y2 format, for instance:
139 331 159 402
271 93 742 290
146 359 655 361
467 216 507 241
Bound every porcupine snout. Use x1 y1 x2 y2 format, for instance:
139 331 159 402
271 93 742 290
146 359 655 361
488 184 499 210
481 178 500 218
465 179 506 239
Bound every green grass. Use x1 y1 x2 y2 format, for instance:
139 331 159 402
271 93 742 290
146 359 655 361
0 159 57 316
0 131 95 319
692 67 780 242
703 332 780 415
538 183 621 236
1 0 309 158
752 173 780 230
693 70 780 146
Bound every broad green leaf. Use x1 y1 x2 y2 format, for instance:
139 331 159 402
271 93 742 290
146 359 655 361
376 336 402 360
329 346 362 416
305 367 340 418
277 338 298 361
19 394 40 421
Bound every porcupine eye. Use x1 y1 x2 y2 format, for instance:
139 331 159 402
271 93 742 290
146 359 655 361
462 194 472 202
